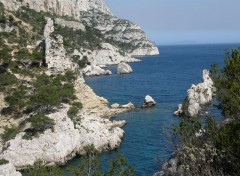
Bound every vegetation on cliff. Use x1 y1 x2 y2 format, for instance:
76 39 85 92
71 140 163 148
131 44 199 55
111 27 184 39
169 48 240 175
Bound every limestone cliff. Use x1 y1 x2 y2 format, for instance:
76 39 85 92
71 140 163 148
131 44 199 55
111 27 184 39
1 0 159 60
0 0 111 20
0 0 158 173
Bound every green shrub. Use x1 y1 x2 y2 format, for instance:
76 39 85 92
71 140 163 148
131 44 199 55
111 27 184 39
1 125 22 143
76 56 90 68
67 106 79 119
0 72 17 88
72 102 83 109
30 74 75 112
27 114 55 130
211 48 240 118
0 159 9 165
4 85 28 112
0 48 12 64
15 49 32 60
26 160 63 176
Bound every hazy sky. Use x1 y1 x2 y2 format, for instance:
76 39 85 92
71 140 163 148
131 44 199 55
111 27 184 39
105 0 240 45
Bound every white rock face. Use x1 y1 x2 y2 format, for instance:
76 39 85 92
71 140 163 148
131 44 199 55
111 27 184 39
81 12 159 56
90 43 141 65
82 64 112 76
183 70 214 117
0 163 21 176
44 18 54 38
145 95 156 104
0 78 132 169
45 35 74 74
173 104 183 116
121 102 135 109
55 18 85 31
111 102 135 109
141 95 157 107
0 105 80 168
0 0 111 20
44 18 75 74
117 62 133 74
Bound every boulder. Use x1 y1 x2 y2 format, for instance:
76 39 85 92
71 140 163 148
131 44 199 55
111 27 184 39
82 65 112 76
173 104 183 116
111 103 120 108
111 102 135 109
121 102 135 109
141 95 156 108
117 62 133 74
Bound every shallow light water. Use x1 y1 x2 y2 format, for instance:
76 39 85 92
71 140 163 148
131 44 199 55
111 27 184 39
64 43 240 176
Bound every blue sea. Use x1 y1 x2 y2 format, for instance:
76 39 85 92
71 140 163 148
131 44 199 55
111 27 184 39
66 43 240 176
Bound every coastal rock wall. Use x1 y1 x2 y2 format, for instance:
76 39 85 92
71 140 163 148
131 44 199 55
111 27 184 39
90 43 141 65
0 78 130 169
81 11 159 56
0 0 111 20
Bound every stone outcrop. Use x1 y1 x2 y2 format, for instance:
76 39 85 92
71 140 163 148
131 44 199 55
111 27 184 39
0 0 111 20
173 104 183 116
89 43 141 65
111 102 135 109
117 62 133 74
44 18 75 74
55 18 85 31
176 70 214 117
0 78 132 170
141 95 157 108
0 163 21 176
82 64 112 76
80 11 159 56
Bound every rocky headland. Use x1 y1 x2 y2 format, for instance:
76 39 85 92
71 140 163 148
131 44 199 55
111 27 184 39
0 0 159 174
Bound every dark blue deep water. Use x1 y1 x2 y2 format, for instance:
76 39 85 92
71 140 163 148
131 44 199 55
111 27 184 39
66 43 240 176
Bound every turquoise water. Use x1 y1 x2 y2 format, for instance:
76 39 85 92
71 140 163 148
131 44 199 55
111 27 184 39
67 43 240 176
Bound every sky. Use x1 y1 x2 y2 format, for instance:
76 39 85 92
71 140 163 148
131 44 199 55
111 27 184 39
104 0 240 45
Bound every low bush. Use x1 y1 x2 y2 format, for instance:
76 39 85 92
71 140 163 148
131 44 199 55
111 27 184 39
0 159 9 165
67 106 79 119
1 124 24 143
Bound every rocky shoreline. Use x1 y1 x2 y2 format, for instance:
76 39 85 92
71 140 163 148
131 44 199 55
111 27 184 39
0 0 159 174
0 77 134 175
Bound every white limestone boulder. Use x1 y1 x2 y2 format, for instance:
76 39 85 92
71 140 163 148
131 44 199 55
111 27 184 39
173 104 183 116
117 62 133 74
82 65 112 76
0 162 21 176
141 95 157 108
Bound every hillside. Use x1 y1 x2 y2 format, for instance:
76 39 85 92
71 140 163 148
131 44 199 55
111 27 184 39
0 0 158 175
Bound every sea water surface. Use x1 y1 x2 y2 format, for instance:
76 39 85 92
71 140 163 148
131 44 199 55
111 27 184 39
66 43 240 176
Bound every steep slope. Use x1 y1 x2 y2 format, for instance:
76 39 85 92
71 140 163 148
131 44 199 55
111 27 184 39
1 0 159 59
0 0 158 174
0 0 111 19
